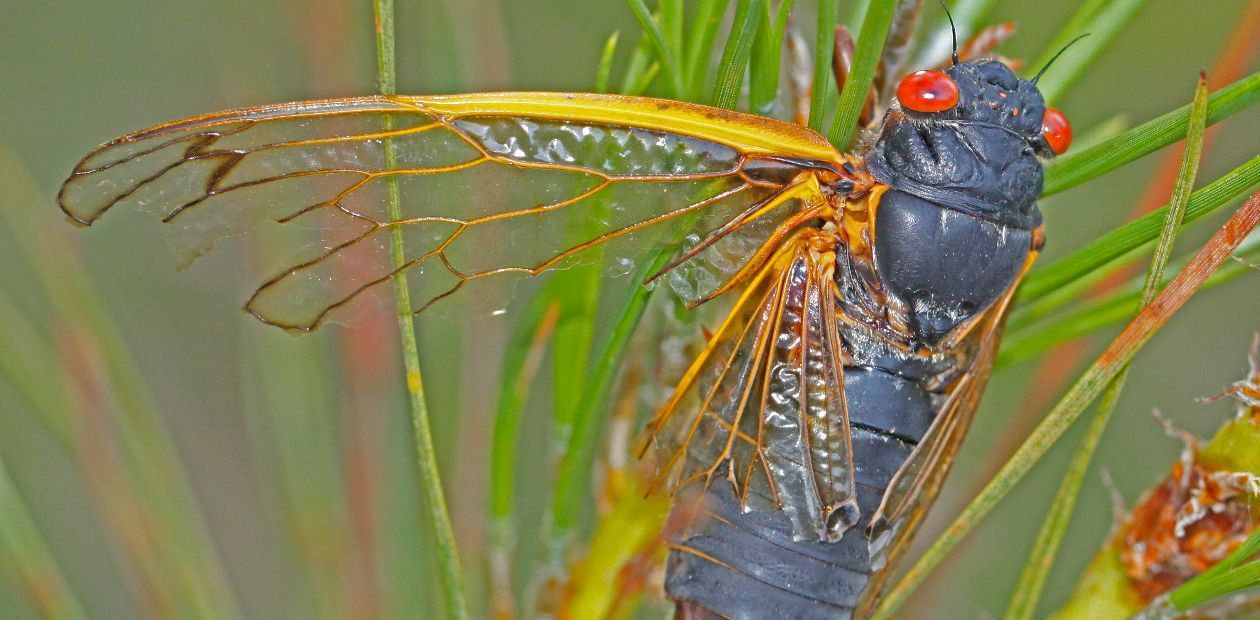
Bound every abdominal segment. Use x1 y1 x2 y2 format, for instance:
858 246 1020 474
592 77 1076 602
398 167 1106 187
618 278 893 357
665 354 958 618
661 233 975 619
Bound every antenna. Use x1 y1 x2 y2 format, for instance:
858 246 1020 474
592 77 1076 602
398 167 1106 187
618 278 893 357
939 0 959 65
1032 33 1090 84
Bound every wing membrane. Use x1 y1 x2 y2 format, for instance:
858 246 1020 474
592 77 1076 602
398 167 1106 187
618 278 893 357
645 231 859 542
58 93 843 330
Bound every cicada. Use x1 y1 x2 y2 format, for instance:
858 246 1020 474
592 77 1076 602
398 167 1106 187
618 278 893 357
58 49 1068 620
646 59 1065 618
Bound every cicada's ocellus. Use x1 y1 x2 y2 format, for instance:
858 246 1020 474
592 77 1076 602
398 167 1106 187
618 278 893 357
58 47 1067 620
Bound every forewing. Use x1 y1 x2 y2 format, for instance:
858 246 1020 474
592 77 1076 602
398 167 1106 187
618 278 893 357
645 234 858 542
58 93 842 330
645 245 786 510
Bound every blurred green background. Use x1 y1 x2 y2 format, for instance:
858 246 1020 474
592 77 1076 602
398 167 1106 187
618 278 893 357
0 1 1257 618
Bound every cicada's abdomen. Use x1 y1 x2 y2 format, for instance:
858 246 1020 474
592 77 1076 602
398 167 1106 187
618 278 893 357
666 478 878 619
662 232 869 618
664 302 978 619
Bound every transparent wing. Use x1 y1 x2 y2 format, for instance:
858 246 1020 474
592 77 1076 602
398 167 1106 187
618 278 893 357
58 93 843 330
644 231 859 542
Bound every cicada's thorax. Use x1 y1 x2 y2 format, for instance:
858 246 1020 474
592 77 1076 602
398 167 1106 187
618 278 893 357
847 59 1048 348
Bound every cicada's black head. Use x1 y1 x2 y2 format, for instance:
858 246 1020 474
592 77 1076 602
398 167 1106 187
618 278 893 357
937 60 1057 154
858 59 1071 346
865 58 1072 230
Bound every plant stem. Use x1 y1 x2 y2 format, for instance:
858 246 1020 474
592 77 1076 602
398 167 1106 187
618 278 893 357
1002 373 1129 620
372 1 468 617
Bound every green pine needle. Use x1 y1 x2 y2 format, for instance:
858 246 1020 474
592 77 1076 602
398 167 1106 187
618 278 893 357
1169 527 1260 611
711 0 766 109
629 0 686 97
683 0 732 99
1023 153 1260 303
1043 71 1260 196
807 0 839 131
595 31 620 93
748 0 794 116
1002 73 1209 620
827 0 896 148
372 1 468 617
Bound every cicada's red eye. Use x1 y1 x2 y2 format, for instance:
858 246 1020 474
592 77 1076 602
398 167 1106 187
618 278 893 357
1041 107 1072 154
895 70 960 113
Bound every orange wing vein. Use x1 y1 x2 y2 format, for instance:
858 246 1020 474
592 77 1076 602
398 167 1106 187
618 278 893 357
58 93 843 330
644 229 860 542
